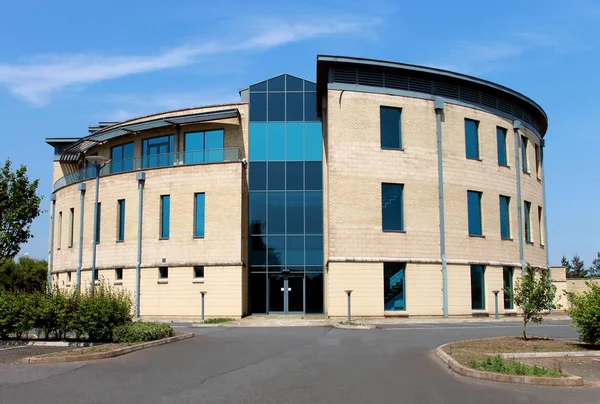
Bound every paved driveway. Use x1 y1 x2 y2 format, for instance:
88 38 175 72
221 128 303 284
0 321 597 404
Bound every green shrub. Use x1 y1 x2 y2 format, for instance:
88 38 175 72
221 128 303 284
0 291 36 339
470 355 565 377
566 281 600 345
112 322 173 343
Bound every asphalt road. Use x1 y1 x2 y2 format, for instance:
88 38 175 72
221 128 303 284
0 321 598 404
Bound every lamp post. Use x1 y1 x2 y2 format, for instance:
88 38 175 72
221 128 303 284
200 291 207 321
492 290 500 320
344 290 353 323
86 155 111 293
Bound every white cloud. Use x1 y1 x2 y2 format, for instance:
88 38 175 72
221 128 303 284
0 16 381 105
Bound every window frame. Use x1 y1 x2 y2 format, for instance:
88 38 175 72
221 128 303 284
470 265 486 310
524 201 532 243
57 211 63 249
159 267 169 280
503 266 514 310
521 136 529 173
160 195 170 240
496 126 508 166
110 141 135 174
193 266 205 280
535 143 540 179
467 191 483 237
383 262 406 311
193 193 206 238
499 195 511 240
115 268 123 281
95 202 101 244
68 207 74 248
117 199 126 242
464 119 480 160
380 106 403 150
538 206 544 246
381 183 405 232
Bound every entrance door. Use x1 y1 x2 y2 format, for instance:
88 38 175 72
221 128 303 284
268 274 285 312
268 273 304 313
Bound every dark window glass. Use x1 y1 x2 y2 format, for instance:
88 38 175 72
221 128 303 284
185 129 224 163
268 162 285 190
68 208 74 247
268 75 285 91
305 273 323 313
286 162 303 190
465 119 480 159
250 93 267 121
111 142 134 173
250 273 267 313
269 273 285 311
160 195 170 239
384 263 406 311
250 236 267 266
143 135 174 168
286 236 304 265
95 202 101 244
286 75 304 91
249 192 267 235
194 193 205 238
521 136 528 172
117 199 125 242
250 80 267 92
115 268 123 281
159 267 168 279
538 207 544 245
470 265 485 310
250 123 267 160
497 127 508 166
499 195 510 239
268 236 285 266
287 275 302 312
535 144 540 177
380 107 402 149
382 183 404 231
249 162 266 190
267 192 285 234
194 266 205 278
304 92 318 121
305 161 322 190
268 93 285 121
286 192 304 234
286 93 304 121
305 236 323 265
305 191 323 234
503 267 513 309
524 201 532 242
467 191 482 236
304 81 316 91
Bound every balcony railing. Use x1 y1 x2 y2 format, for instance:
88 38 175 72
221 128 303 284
53 148 242 192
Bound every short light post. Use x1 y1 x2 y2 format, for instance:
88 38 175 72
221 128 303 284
492 290 500 320
344 290 353 323
85 155 111 293
200 291 207 321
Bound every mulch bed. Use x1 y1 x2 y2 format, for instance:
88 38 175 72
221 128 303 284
520 357 600 387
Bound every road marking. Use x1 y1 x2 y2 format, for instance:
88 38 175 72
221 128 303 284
381 324 572 331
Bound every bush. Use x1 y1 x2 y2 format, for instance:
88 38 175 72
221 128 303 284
113 322 173 343
567 281 600 345
0 291 36 339
470 355 565 377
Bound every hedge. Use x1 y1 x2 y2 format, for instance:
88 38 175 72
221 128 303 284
567 281 600 345
113 322 173 343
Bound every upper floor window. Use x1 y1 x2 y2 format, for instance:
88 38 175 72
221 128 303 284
524 201 532 243
95 202 101 244
57 211 63 249
68 208 74 248
111 142 134 173
538 206 544 246
160 195 170 239
380 107 402 149
534 144 540 178
382 183 404 232
467 190 482 236
194 193 205 238
117 199 125 242
143 135 174 168
184 129 225 164
465 119 480 160
521 136 528 173
496 127 508 166
499 195 511 239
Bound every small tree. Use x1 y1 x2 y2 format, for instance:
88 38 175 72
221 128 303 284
566 281 600 345
589 252 600 278
0 256 48 292
511 264 558 340
563 254 589 278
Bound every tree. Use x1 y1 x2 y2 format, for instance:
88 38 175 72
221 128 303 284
563 255 589 278
510 263 558 340
589 252 600 278
566 281 600 344
0 256 48 292
0 159 43 263
561 256 572 275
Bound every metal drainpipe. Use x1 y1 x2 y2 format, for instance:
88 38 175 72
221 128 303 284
435 98 448 318
540 139 552 312
76 183 86 289
135 172 146 318
47 194 57 290
513 121 525 275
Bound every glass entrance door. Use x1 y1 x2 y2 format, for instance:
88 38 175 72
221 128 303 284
268 274 285 312
287 275 304 313
268 273 304 313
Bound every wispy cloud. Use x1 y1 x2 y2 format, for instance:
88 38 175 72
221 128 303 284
0 16 381 105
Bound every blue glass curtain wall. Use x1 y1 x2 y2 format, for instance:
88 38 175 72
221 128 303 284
248 74 324 314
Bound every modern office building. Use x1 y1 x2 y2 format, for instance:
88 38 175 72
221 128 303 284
46 55 549 318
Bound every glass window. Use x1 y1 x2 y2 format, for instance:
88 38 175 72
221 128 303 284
250 80 267 92
57 211 62 248
95 202 101 244
286 236 304 265
117 199 125 242
250 236 267 266
380 107 402 149
305 191 323 234
538 206 544 246
115 268 123 281
286 191 304 234
143 135 174 168
465 119 480 160
304 81 316 91
194 266 204 279
521 136 528 173
249 162 266 190
250 123 267 161
497 127 508 166
305 161 322 190
285 123 304 160
467 191 482 236
205 129 224 162
267 192 285 234
535 144 540 178
524 201 532 243
159 267 168 279
382 183 404 231
286 75 304 91
250 273 267 313
305 122 322 161
471 265 485 310
268 75 285 91
250 93 267 121
305 235 323 265
499 195 510 239
68 208 74 248
194 193 205 238
304 92 318 121
268 162 285 190
268 236 285 266
268 93 285 121
384 262 406 311
111 142 134 173
305 273 323 313
286 93 304 121
249 192 267 235
286 162 303 190
503 267 513 309
184 132 205 164
160 195 170 239
267 123 285 160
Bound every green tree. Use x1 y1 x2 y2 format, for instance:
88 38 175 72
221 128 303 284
566 281 600 344
561 256 572 274
0 256 48 292
589 252 600 278
563 255 589 278
511 264 558 340
0 159 43 263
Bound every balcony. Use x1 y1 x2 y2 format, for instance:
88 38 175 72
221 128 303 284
53 148 242 192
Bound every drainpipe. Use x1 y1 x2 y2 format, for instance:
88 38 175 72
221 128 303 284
135 172 146 317
540 138 552 311
513 121 525 275
76 183 86 289
47 194 56 290
435 98 448 318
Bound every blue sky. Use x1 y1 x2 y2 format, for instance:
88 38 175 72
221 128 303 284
2 0 598 266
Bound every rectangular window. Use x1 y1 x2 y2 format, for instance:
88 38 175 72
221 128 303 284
194 193 205 238
194 266 204 279
57 211 63 249
159 267 168 279
465 119 480 159
470 265 485 310
67 271 72 284
160 195 170 239
380 106 402 149
111 142 134 173
521 136 528 173
535 144 540 178
117 199 125 242
115 268 123 281
142 135 174 168
93 269 98 281
499 195 511 239
467 191 482 236
184 129 225 164
68 208 74 248
382 183 404 231
538 206 544 246
497 127 508 166
95 203 101 244
524 201 532 243
383 262 406 311
503 267 513 309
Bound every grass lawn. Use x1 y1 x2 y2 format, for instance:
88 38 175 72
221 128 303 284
203 318 234 324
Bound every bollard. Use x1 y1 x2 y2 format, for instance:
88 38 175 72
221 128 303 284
492 290 500 320
344 290 353 322
200 291 207 321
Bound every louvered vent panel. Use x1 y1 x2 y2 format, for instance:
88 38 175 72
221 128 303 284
408 77 432 93
384 73 409 90
434 82 459 98
497 98 512 114
357 70 384 87
480 93 497 109
332 68 357 84
512 104 524 119
522 111 532 125
460 87 480 104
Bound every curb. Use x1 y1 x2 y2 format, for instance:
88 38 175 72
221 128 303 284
435 343 583 387
332 323 376 330
190 323 221 328
500 351 600 359
22 333 194 364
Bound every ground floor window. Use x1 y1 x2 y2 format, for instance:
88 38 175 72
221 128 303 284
383 262 406 311
503 266 513 309
249 271 323 314
470 265 485 310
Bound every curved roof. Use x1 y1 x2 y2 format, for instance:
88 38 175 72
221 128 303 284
316 55 548 136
